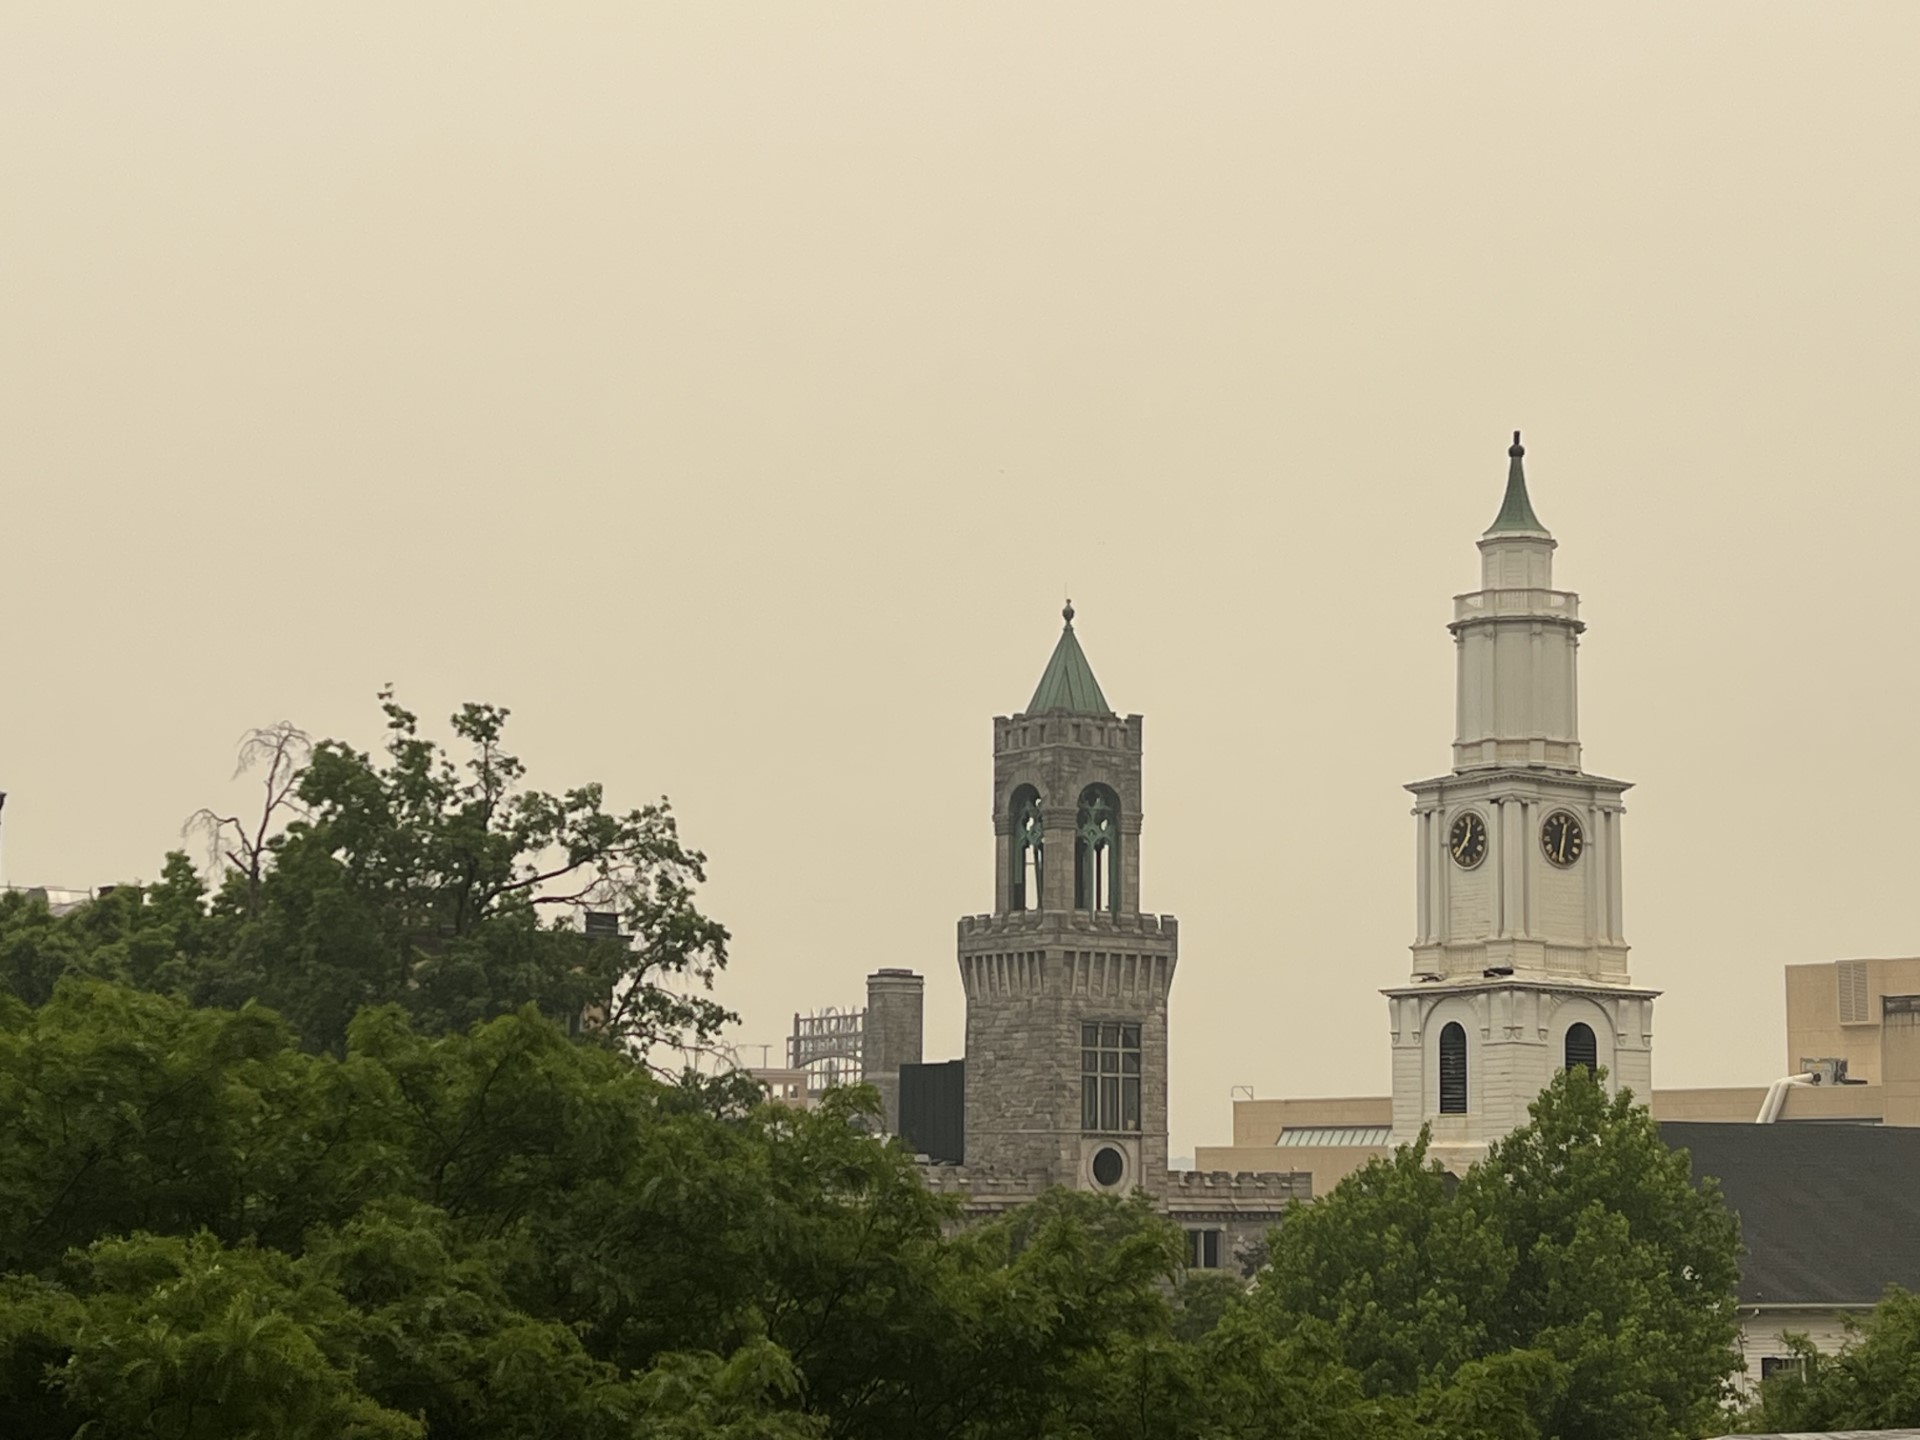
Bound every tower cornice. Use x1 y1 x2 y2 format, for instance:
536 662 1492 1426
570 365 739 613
1404 769 1633 796
1381 977 1661 1002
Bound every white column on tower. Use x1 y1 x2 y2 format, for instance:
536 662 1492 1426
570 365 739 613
1585 800 1602 944
1519 798 1533 937
1568 634 1581 744
1608 809 1625 940
1492 799 1508 937
1455 636 1468 745
1417 808 1432 942
1530 624 1544 753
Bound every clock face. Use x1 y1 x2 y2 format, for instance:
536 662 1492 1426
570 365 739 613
1447 811 1487 869
1541 810 1585 867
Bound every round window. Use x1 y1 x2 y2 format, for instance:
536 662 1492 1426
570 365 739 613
1091 1145 1125 1188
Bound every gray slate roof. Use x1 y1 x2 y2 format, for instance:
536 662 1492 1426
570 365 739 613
1661 1121 1920 1307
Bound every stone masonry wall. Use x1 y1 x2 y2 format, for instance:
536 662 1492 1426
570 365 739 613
864 968 925 1134
959 910 1176 1187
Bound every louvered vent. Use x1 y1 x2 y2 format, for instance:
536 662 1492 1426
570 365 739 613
1564 1022 1598 1074
1838 961 1871 1025
1438 1022 1468 1114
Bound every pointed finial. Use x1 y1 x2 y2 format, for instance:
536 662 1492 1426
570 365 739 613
1510 430 1523 458
1062 598 1075 626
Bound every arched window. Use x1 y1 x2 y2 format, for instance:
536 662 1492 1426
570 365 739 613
1074 785 1122 918
1009 786 1043 912
1438 1022 1468 1114
1565 1022 1598 1076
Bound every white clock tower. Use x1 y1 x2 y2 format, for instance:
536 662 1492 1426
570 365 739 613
1386 435 1656 1165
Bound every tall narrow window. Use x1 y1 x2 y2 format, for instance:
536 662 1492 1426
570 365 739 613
1186 1229 1222 1270
1564 1022 1598 1075
1074 785 1122 918
1009 787 1043 912
1438 1022 1468 1114
1080 1021 1142 1131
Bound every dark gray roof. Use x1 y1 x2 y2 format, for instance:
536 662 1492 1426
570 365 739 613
1661 1122 1920 1307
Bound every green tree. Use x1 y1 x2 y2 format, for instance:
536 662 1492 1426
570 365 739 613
0 693 733 1066
1252 1067 1742 1440
2 1232 420 1440
0 982 882 1436
631 1343 824 1440
1734 1286 1920 1432
0 981 415 1276
198 692 732 1058
0 854 213 1007
1254 1134 1512 1395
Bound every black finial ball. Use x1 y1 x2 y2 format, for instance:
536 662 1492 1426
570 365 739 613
1509 430 1524 458
1063 600 1075 625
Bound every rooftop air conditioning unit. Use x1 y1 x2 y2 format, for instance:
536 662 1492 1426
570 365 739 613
1799 1057 1850 1086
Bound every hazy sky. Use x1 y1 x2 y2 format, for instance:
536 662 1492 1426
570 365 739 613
5 5 1918 1152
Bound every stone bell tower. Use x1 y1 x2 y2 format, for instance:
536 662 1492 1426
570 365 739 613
958 604 1178 1195
1386 436 1657 1165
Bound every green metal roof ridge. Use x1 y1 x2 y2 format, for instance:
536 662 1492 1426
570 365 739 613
1026 603 1113 716
1485 430 1549 535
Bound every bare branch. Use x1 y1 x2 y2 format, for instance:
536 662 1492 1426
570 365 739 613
183 722 314 916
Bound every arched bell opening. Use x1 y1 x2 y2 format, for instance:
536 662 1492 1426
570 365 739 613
1074 784 1121 918
1008 785 1043 913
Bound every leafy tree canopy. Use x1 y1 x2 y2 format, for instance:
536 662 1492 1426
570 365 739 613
1253 1067 1744 1440
7 693 731 1059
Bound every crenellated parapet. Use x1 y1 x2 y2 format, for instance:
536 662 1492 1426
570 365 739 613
919 1164 1050 1197
916 1160 1308 1238
957 911 1178 942
992 711 1141 766
1164 1168 1313 1211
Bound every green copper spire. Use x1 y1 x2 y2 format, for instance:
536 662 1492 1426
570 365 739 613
1485 430 1549 535
1026 602 1113 715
